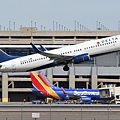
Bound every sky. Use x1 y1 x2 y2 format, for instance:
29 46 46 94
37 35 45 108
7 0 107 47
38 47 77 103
0 0 120 31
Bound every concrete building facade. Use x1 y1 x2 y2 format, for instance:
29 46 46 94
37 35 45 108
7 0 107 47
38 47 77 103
0 28 120 102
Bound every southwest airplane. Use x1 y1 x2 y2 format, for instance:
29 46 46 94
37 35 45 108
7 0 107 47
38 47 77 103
0 35 119 72
30 71 110 101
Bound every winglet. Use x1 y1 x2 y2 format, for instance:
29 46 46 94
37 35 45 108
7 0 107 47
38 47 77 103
30 43 41 53
61 87 67 94
40 44 47 51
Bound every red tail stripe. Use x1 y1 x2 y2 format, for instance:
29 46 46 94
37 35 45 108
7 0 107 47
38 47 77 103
30 72 53 98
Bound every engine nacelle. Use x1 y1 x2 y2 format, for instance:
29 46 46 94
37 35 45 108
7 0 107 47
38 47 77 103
80 96 91 101
73 53 90 64
80 96 92 104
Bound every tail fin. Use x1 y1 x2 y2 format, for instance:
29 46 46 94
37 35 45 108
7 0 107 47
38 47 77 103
30 71 61 99
37 71 53 87
30 71 52 92
30 71 48 94
30 71 51 97
0 49 19 63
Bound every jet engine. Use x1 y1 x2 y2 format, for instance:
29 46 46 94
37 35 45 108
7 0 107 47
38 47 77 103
73 53 90 64
63 53 90 71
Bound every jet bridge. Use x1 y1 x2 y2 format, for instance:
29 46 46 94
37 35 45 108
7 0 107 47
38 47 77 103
99 84 120 101
99 88 111 98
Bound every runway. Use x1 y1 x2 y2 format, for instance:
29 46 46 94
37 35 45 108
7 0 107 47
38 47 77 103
0 102 120 120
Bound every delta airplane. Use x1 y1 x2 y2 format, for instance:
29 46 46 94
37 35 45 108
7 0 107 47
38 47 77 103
0 35 119 72
30 71 111 101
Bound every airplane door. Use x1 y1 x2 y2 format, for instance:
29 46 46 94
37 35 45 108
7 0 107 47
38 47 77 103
11 62 16 70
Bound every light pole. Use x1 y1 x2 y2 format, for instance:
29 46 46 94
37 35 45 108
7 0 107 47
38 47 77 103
53 21 54 31
9 21 11 30
31 21 33 42
75 20 76 31
77 22 79 31
13 22 15 31
56 22 58 31
35 22 37 30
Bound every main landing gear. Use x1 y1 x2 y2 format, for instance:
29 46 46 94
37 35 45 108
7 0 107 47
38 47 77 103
63 64 69 71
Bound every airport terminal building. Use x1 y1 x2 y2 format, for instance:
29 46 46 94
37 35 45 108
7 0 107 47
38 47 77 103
0 27 120 102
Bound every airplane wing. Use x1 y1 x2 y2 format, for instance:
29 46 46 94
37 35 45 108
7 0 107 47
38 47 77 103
61 87 80 99
67 94 80 99
30 43 73 63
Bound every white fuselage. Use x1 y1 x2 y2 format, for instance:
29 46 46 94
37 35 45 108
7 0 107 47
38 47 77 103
0 35 120 72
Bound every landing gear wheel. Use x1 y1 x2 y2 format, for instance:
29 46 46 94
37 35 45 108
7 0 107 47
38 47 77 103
63 65 69 71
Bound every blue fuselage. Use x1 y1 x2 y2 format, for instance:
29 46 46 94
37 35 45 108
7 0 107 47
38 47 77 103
52 87 100 100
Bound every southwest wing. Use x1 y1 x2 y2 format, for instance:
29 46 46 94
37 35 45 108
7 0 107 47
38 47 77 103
61 87 80 99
